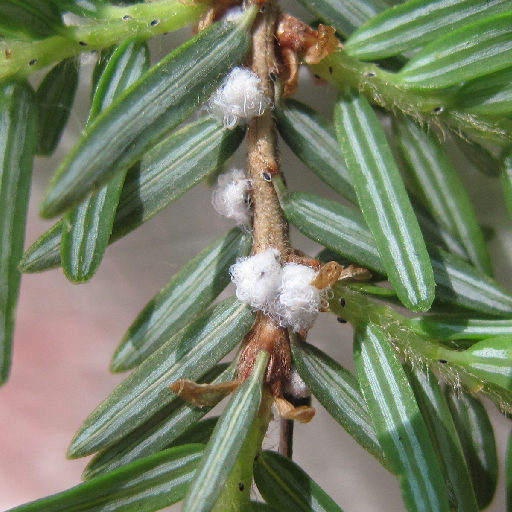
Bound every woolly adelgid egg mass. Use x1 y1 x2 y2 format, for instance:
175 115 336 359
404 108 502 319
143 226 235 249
230 248 282 312
279 263 322 332
230 249 328 332
212 169 252 226
209 67 271 128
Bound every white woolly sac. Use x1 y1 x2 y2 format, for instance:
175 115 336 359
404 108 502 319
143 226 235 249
212 169 252 226
229 248 282 311
276 263 325 332
208 67 271 129
284 367 310 398
230 252 327 332
222 6 244 21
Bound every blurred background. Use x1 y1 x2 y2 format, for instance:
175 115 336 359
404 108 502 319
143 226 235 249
1 13 512 511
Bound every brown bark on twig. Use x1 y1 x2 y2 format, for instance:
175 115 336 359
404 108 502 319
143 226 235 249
246 0 290 255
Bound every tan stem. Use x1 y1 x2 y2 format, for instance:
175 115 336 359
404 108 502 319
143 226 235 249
247 0 290 255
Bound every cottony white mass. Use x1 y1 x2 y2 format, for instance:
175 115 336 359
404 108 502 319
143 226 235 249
212 169 252 225
222 6 244 21
230 248 282 312
285 367 310 398
209 67 271 129
278 263 324 332
230 251 327 331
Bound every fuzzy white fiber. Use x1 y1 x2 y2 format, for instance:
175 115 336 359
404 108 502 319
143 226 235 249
223 6 244 21
209 67 270 129
230 252 326 331
278 263 323 332
212 169 252 225
285 368 310 398
230 248 282 311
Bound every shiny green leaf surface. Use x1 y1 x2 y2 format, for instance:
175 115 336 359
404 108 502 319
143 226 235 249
295 0 388 38
345 0 511 60
0 1 208 82
0 79 37 384
397 11 512 89
410 196 468 259
344 282 398 300
18 222 61 273
87 41 150 121
444 335 512 391
281 189 512 315
168 416 220 449
210 394 270 512
67 298 255 458
334 91 434 311
55 0 106 19
8 444 204 512
250 503 275 511
279 190 386 274
40 8 256 218
406 364 478 512
445 385 498 510
62 171 126 282
408 315 512 341
449 132 501 178
395 115 492 274
117 229 249 365
0 0 65 40
354 322 450 512
291 336 386 469
456 66 512 115
62 39 150 283
429 246 512 317
112 117 245 241
83 365 232 480
308 47 512 147
20 116 245 273
35 57 79 156
255 450 343 512
112 228 251 371
182 351 268 512
276 99 357 205
91 47 117 100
